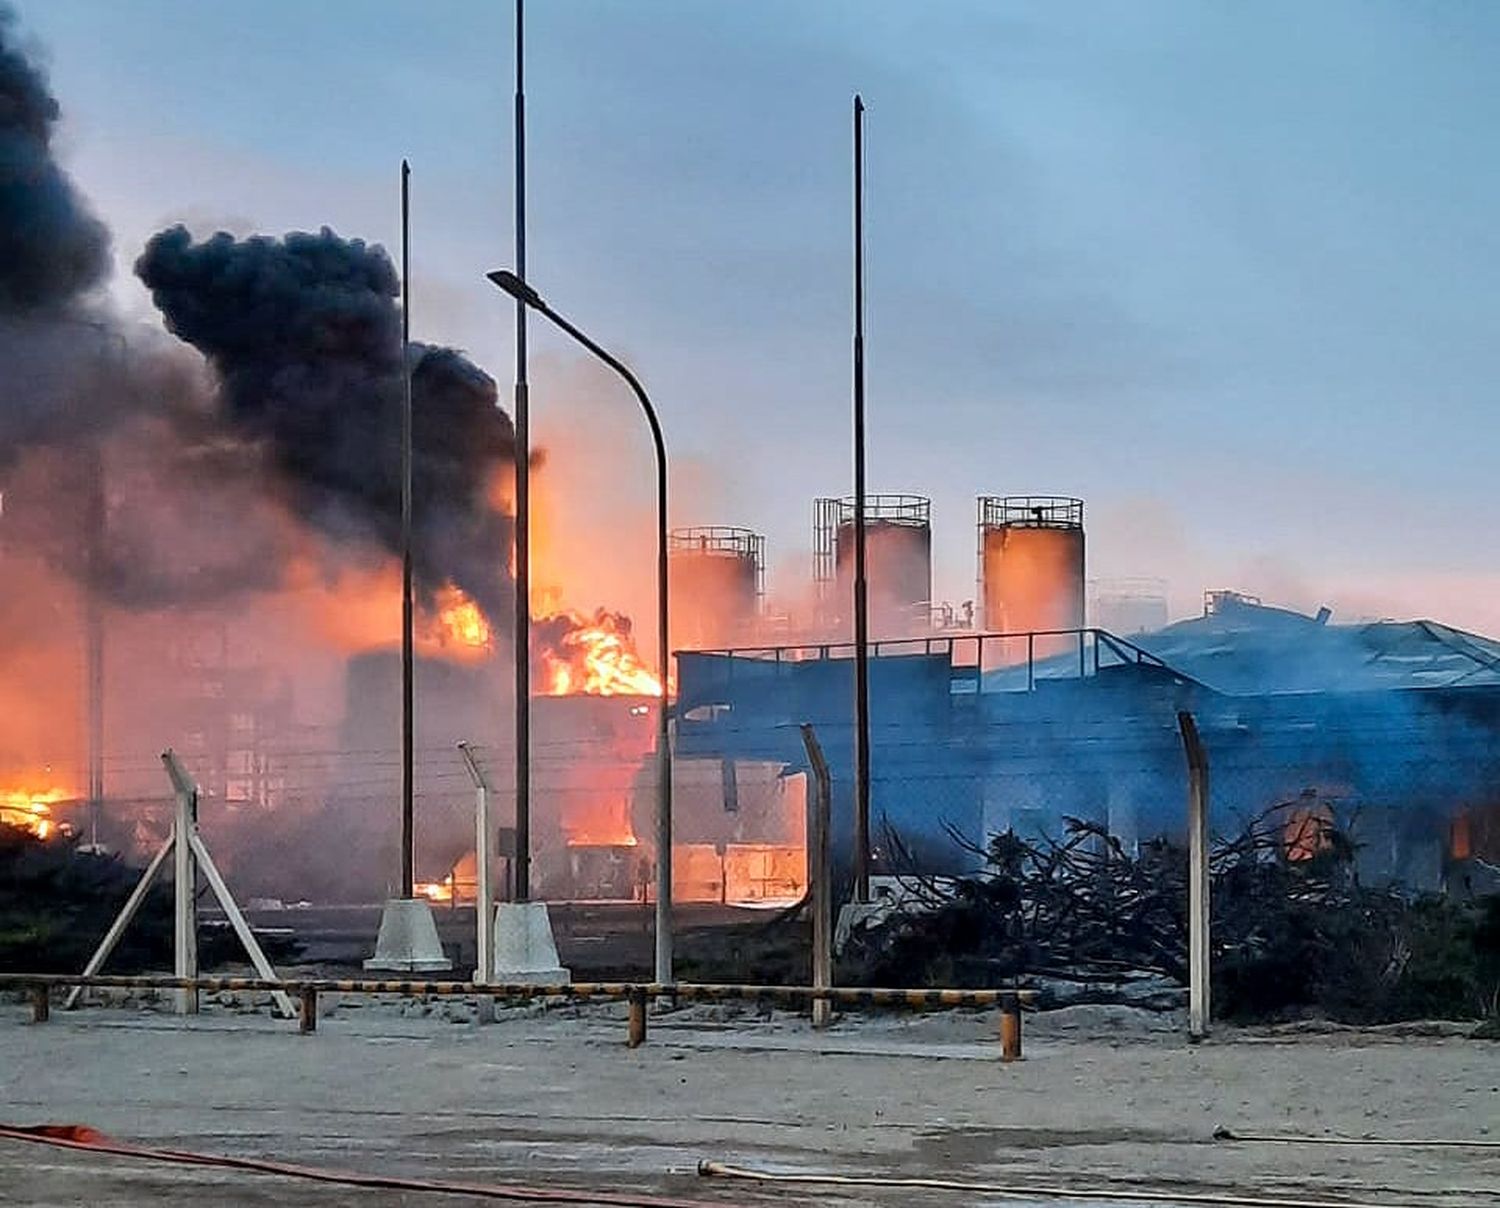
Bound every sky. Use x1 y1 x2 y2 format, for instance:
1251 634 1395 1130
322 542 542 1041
14 0 1500 632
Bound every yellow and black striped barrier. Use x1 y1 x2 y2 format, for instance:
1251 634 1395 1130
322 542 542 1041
1 974 1034 1059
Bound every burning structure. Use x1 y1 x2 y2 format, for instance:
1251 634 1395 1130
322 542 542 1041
677 593 1500 895
0 11 731 909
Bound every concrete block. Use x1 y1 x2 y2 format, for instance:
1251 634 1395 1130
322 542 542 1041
364 897 452 973
490 901 570 985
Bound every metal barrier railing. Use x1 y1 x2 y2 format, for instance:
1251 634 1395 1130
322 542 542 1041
3 973 1033 1059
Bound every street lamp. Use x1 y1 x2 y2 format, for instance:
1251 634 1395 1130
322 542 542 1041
486 269 675 987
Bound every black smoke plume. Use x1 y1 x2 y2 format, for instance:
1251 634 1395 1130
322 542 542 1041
0 3 118 466
0 4 109 314
0 7 278 610
135 225 516 616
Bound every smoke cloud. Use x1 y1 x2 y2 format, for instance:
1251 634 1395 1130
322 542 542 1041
135 225 516 615
0 4 109 314
0 3 118 468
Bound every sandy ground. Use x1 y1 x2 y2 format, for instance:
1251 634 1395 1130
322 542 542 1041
1 998 1497 1207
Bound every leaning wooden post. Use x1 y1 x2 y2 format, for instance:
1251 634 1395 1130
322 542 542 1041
1177 710 1211 1041
626 988 648 1048
799 723 834 1029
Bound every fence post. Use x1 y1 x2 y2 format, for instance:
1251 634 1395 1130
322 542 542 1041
799 723 834 1029
31 984 49 1024
458 742 495 1024
163 752 199 1016
1177 711 1211 1041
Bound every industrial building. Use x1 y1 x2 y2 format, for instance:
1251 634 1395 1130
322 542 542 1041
675 499 1500 895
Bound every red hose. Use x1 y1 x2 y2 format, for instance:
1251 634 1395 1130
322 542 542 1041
0 1123 727 1207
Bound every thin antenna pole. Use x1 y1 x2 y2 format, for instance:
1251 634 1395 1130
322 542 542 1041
512 0 532 902
400 159 415 900
851 94 871 903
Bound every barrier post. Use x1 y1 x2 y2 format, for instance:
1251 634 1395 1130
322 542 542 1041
299 986 318 1034
31 984 49 1023
627 988 647 1048
999 1001 1022 1062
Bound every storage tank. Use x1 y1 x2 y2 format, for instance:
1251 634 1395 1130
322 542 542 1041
817 494 932 639
978 496 1085 654
1091 577 1168 636
668 526 764 651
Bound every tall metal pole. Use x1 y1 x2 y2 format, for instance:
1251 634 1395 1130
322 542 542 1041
399 160 415 900
84 445 104 849
652 402 672 987
851 95 872 903
511 0 532 903
483 271 672 983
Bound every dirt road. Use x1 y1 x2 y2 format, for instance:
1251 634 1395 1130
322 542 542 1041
2 1000 1496 1206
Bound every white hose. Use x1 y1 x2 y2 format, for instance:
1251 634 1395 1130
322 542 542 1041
696 1158 1447 1208
1214 1126 1500 1150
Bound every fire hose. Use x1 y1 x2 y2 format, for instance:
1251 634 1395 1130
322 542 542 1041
695 1157 1471 1208
1213 1126 1500 1149
0 1123 729 1208
5 1123 1487 1207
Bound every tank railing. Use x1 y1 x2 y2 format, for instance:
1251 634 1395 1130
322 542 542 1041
668 526 763 556
977 495 1084 529
829 493 931 526
679 627 1171 694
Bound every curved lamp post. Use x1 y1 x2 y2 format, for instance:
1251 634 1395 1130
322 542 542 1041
486 269 674 986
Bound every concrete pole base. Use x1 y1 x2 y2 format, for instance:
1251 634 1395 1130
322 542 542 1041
491 901 570 985
364 898 453 973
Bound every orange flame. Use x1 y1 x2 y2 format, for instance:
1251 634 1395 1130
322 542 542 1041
0 785 68 840
535 609 663 697
415 878 454 904
428 585 493 658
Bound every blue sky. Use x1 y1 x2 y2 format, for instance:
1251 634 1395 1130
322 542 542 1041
17 0 1500 631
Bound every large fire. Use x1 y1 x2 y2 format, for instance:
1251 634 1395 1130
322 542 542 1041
430 585 494 656
0 785 68 840
535 608 663 698
428 586 664 698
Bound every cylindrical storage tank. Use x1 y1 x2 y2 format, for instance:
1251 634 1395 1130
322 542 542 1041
668 526 764 652
978 497 1085 653
832 494 931 638
1091 577 1168 636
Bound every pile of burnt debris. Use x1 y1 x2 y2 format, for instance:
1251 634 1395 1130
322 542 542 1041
837 811 1500 1027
